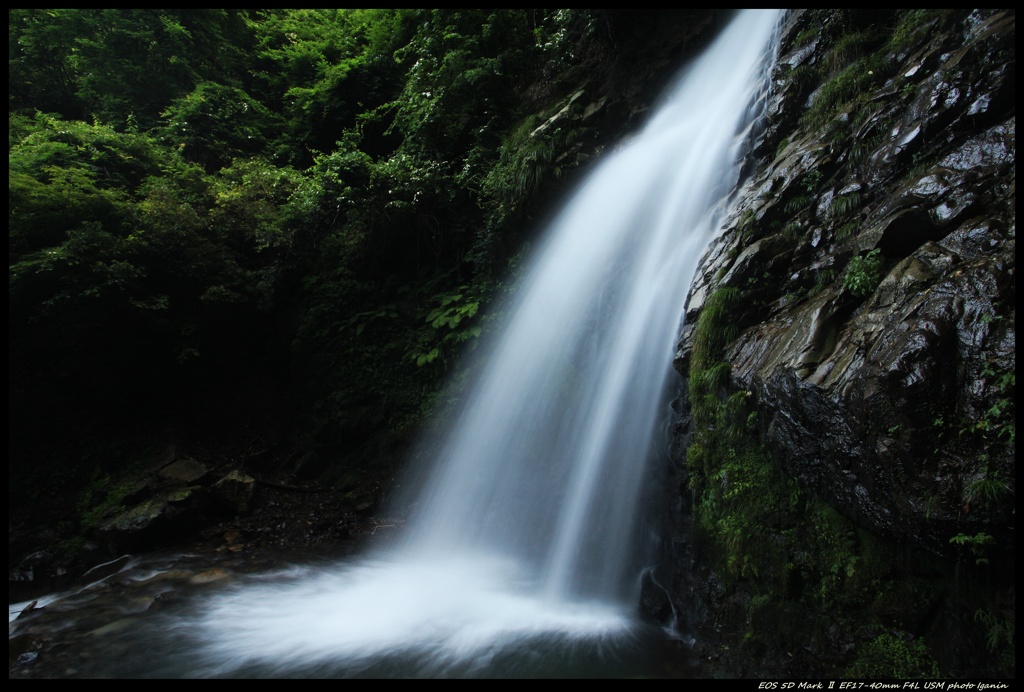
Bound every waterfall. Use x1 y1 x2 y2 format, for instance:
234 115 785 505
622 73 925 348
190 10 783 677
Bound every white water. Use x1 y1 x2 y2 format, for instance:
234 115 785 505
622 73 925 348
187 10 783 677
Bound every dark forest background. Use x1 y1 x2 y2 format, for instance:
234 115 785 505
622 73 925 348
10 8 717 553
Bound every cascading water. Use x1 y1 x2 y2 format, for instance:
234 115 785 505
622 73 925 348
394 10 784 609
10 10 783 679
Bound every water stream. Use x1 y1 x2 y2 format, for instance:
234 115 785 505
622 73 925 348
10 10 783 678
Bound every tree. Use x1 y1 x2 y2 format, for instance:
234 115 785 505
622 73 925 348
158 82 282 172
9 9 259 130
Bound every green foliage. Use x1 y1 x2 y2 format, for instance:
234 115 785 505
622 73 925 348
8 113 164 247
248 10 605 460
836 221 860 242
975 362 1015 444
888 10 941 54
843 248 884 298
9 14 1009 681
292 272 433 451
974 608 1015 654
823 27 884 73
801 54 890 132
848 131 883 168
787 63 819 97
482 115 555 215
687 285 802 582
9 9 257 128
962 475 1011 509
830 192 861 219
293 138 373 223
9 106 308 468
806 264 839 296
9 115 163 299
292 265 497 458
410 287 485 367
773 137 790 160
76 474 138 529
689 287 743 380
784 194 812 215
209 157 302 256
790 10 949 140
845 632 940 678
810 502 863 609
801 170 823 194
737 209 759 244
782 221 804 243
793 27 819 49
696 436 802 581
246 9 410 166
949 532 996 565
388 10 535 158
158 82 282 172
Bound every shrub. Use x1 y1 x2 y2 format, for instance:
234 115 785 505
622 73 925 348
843 248 883 297
846 632 940 678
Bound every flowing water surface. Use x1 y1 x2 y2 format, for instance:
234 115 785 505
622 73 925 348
11 10 782 678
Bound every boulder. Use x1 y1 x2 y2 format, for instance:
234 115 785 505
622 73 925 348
211 470 256 515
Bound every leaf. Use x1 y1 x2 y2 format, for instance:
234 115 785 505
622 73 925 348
415 348 440 366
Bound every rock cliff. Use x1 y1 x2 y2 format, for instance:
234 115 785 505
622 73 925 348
665 9 1014 678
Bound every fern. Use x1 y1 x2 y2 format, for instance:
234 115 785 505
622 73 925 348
830 192 861 219
785 194 812 215
836 221 860 242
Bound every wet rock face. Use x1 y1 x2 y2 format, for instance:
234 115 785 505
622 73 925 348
677 9 1015 556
